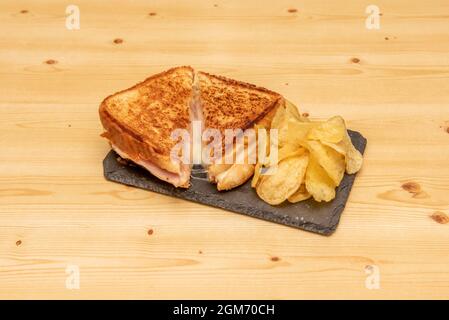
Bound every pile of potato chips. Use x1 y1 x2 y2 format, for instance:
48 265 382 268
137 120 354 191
251 100 363 205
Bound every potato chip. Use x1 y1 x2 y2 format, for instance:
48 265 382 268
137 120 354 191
285 99 302 120
251 162 262 188
255 126 270 165
270 104 290 148
321 140 346 155
269 144 306 166
271 104 286 130
322 132 363 174
276 100 309 147
257 154 309 205
286 118 316 148
288 184 311 203
265 130 271 159
305 155 336 202
277 117 290 147
307 116 346 143
306 140 345 185
285 99 312 122
342 131 363 174
275 100 316 147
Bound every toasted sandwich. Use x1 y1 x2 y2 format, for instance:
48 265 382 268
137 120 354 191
99 66 194 187
99 66 283 190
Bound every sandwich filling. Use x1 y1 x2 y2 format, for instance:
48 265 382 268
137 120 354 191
111 144 191 187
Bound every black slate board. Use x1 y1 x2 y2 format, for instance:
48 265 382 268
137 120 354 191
103 130 367 235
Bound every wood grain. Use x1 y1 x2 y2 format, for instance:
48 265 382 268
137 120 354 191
1 0 449 299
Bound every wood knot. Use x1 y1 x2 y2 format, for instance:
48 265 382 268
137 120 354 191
351 57 360 64
45 59 57 65
147 229 154 236
401 181 421 194
430 211 449 224
302 112 309 117
287 8 298 13
401 181 428 199
16 240 22 246
113 38 124 44
20 9 28 14
270 256 280 262
148 12 157 16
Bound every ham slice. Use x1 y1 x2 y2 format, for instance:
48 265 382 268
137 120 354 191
112 144 191 188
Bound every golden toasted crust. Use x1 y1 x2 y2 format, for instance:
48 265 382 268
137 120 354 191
255 98 284 128
198 71 282 134
99 66 194 174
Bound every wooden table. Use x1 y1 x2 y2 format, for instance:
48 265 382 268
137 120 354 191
1 0 448 299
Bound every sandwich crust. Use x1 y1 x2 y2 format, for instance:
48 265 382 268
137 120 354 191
198 71 282 134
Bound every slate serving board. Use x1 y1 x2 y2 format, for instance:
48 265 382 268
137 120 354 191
103 130 367 235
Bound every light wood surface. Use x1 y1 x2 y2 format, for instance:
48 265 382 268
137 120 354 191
1 0 449 299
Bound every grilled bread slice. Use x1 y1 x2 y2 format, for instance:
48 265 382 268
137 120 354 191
197 71 282 136
99 66 194 188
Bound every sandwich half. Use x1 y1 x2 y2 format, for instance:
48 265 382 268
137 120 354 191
99 66 194 188
197 71 283 190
